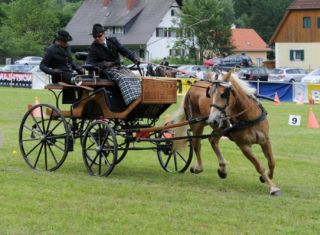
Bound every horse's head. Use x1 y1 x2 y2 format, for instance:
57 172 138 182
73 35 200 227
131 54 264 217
207 71 233 129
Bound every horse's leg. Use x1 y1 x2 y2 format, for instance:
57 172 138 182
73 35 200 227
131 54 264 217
238 144 281 196
208 136 227 179
260 140 275 181
190 123 205 174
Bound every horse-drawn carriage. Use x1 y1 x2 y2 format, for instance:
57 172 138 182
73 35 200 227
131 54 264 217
18 54 281 195
18 54 193 176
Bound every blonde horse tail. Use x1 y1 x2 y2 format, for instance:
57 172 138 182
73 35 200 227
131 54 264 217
171 95 189 151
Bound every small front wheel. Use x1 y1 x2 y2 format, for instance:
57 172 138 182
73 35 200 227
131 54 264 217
156 131 193 173
82 120 117 176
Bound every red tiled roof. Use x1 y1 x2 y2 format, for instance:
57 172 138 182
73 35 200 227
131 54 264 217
231 28 270 52
289 0 320 10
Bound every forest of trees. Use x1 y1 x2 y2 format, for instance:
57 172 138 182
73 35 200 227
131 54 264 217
0 0 293 61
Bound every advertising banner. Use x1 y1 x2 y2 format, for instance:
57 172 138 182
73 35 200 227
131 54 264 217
0 72 32 88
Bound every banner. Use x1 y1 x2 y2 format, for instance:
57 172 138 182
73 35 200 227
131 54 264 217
0 72 32 88
308 84 320 103
249 81 293 101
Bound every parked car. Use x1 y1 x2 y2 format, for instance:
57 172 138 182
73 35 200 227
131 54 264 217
216 54 253 71
238 67 269 81
268 67 308 83
176 65 208 78
301 68 320 83
15 56 42 66
0 64 34 72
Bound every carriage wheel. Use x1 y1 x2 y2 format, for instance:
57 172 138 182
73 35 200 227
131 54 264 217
19 104 70 171
82 120 117 176
115 132 129 165
156 131 193 173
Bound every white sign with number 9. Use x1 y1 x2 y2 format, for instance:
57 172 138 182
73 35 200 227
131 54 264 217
288 115 301 126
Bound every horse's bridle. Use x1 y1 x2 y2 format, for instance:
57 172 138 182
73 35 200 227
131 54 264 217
208 80 233 115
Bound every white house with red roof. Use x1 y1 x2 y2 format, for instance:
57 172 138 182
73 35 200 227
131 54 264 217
231 28 271 66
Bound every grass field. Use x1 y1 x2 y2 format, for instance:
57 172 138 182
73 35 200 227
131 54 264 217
0 87 320 234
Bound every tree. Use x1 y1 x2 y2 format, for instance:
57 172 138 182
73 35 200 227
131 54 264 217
176 0 235 63
233 0 292 42
0 0 82 57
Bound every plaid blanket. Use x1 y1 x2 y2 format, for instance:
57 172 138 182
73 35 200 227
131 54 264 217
104 67 141 105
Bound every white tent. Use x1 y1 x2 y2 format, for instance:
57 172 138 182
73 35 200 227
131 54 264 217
31 66 50 89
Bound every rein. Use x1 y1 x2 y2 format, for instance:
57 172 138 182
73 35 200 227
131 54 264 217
219 103 268 136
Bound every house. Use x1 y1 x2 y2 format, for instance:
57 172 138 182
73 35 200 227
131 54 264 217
65 0 182 61
269 0 320 70
231 28 271 66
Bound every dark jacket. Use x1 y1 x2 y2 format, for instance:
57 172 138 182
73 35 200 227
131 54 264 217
86 37 137 69
40 44 79 83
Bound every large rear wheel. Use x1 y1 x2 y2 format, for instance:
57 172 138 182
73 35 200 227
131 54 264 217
82 120 117 176
19 104 70 171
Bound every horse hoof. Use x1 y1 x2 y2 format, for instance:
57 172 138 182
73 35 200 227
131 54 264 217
270 190 282 196
259 176 266 183
217 169 227 179
190 167 203 174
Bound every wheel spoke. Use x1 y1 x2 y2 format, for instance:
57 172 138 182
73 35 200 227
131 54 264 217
175 151 187 164
89 152 99 169
30 113 43 134
173 152 178 171
24 141 42 159
23 124 42 137
164 154 172 168
47 144 59 165
44 142 48 170
34 143 44 168
45 108 54 133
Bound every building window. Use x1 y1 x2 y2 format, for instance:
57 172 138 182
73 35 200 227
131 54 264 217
318 17 320 28
303 17 311 28
171 9 175 16
170 49 185 56
114 27 123 34
156 28 164 37
156 27 178 37
290 50 304 61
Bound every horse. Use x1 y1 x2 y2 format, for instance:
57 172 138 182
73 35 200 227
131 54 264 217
171 71 281 196
154 65 177 77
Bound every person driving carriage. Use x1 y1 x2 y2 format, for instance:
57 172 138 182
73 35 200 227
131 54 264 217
86 23 141 105
40 30 83 84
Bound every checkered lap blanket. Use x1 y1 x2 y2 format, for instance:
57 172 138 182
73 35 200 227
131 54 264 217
104 67 141 105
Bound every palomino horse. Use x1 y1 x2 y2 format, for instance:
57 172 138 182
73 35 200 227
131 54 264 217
171 71 281 196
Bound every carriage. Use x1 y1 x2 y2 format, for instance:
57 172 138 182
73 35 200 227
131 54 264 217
18 54 194 177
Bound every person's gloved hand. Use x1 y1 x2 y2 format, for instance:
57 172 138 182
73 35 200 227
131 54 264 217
52 69 61 75
103 61 114 68
76 66 85 75
134 58 140 65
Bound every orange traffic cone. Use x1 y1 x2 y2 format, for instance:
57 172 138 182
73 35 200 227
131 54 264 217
307 108 319 129
274 92 280 106
32 96 42 117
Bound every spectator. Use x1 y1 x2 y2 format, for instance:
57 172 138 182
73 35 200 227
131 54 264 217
160 57 169 67
196 67 204 80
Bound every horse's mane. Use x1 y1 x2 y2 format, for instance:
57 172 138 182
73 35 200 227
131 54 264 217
230 73 256 96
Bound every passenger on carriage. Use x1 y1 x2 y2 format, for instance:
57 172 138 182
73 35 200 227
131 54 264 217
86 23 141 105
40 30 83 84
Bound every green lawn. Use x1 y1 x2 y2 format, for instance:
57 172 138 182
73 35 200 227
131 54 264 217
0 87 320 234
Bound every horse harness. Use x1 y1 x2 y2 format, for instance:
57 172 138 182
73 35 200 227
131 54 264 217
185 80 268 137
209 80 268 136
